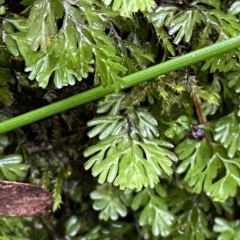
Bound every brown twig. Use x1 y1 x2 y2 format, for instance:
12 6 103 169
192 94 207 124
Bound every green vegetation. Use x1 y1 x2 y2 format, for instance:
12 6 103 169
1 0 240 239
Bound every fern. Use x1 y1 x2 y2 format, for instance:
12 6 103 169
2 0 240 239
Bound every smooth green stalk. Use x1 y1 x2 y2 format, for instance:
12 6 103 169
1 35 240 134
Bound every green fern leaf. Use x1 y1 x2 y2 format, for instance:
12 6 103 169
132 186 174 237
85 134 177 190
214 112 240 158
103 0 157 18
26 0 58 51
0 154 28 180
214 218 240 240
176 138 240 202
90 183 127 221
169 9 203 44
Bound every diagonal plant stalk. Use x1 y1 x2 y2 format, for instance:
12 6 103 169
1 35 240 134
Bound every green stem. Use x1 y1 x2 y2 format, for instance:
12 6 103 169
1 35 240 134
